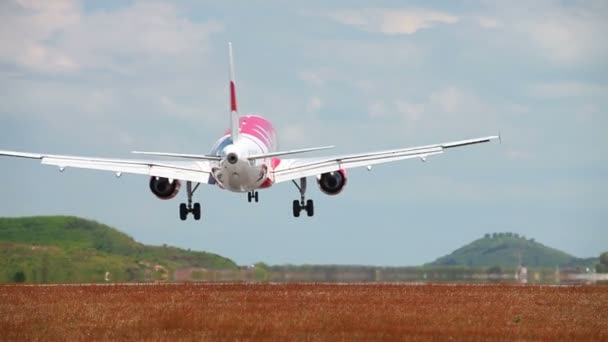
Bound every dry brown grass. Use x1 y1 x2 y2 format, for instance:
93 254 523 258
1 283 607 340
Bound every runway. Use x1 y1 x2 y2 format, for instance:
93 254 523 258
1 283 607 340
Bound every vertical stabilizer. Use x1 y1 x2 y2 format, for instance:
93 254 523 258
228 42 240 142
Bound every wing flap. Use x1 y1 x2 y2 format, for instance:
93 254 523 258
272 148 442 183
41 157 211 183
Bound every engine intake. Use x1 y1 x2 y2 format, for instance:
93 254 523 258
318 170 347 195
149 177 181 200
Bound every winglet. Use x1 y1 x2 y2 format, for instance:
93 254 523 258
228 42 240 141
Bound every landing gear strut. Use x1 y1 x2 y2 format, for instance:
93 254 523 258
247 191 259 203
292 177 314 217
180 181 201 221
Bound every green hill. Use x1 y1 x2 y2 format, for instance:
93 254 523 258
0 216 237 283
429 232 595 268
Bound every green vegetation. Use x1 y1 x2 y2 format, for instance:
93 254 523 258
0 216 237 283
253 262 270 282
2 217 598 284
429 232 595 268
597 251 608 273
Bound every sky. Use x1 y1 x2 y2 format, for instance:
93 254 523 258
0 0 606 266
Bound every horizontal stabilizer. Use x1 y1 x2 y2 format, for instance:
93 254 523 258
131 151 221 161
248 146 334 160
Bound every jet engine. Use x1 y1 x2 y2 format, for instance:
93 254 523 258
317 170 347 195
149 177 181 200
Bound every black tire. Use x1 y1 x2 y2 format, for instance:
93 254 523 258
193 203 201 220
306 199 314 217
254 191 259 203
292 200 301 217
179 203 188 221
247 192 252 203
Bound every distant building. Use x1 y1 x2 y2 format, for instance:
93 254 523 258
515 265 528 284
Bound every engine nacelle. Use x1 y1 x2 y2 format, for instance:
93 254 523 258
149 177 181 200
317 170 347 196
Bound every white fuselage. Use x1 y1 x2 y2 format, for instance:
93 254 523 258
208 115 277 192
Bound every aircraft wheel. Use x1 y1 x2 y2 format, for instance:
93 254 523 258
193 203 201 220
292 200 301 217
179 203 188 221
306 199 314 217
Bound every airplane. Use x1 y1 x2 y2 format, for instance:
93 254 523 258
0 43 499 221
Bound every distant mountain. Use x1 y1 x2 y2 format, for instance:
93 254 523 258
429 232 596 268
0 216 237 283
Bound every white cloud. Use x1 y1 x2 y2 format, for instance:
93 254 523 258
486 2 608 65
0 0 227 137
81 89 116 116
298 70 327 87
303 39 424 71
306 96 323 113
427 86 487 115
353 80 375 94
159 95 201 119
364 86 499 141
328 8 458 35
279 124 310 147
527 19 590 64
367 86 500 141
368 101 387 119
507 104 531 117
373 86 487 123
575 104 602 123
0 0 222 73
529 82 608 99
395 100 423 122
0 0 81 72
506 148 533 160
476 16 501 29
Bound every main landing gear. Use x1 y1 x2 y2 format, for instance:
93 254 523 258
247 191 259 203
180 181 201 221
292 177 314 217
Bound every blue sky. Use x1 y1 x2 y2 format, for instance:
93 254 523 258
0 0 606 266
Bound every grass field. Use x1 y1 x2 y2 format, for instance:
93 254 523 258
1 283 607 340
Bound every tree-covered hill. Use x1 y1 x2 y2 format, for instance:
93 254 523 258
0 216 237 283
429 232 596 268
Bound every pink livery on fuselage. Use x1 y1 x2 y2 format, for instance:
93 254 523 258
209 115 278 192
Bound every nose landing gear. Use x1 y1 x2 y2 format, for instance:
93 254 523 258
247 191 259 203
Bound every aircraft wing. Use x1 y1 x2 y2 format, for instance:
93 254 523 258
271 136 498 184
0 150 213 184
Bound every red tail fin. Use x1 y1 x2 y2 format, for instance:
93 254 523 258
228 42 240 141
